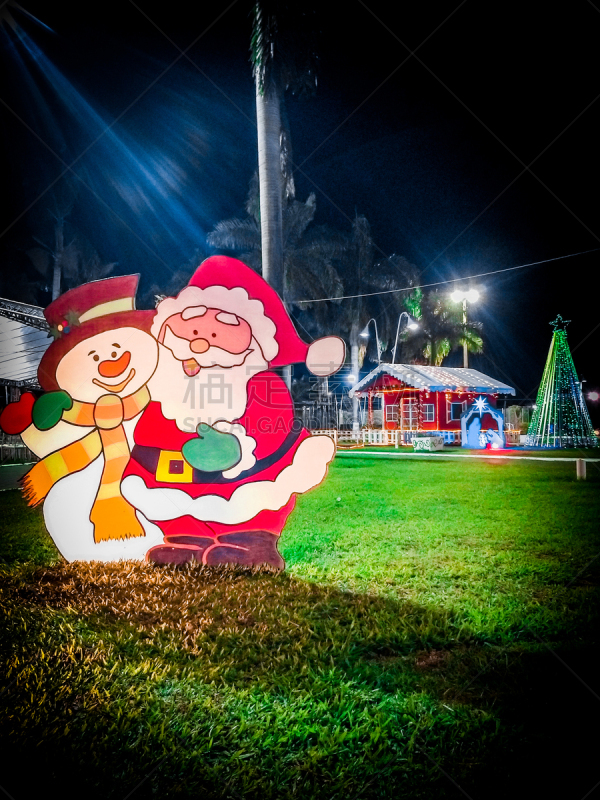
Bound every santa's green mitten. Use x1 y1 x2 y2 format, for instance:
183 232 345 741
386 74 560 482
32 390 73 431
182 423 241 472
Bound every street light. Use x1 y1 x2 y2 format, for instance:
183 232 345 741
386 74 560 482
450 288 480 369
391 311 418 365
451 288 479 304
359 318 381 363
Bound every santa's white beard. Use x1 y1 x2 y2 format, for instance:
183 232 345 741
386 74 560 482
147 339 268 432
160 326 252 370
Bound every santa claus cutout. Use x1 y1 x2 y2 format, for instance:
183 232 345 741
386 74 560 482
121 256 345 568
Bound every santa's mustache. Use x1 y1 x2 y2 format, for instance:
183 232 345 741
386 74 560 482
161 326 253 370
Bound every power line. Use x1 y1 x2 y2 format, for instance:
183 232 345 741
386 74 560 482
294 248 599 304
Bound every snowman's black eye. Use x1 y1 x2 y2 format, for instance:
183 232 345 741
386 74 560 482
93 355 99 362
111 352 117 358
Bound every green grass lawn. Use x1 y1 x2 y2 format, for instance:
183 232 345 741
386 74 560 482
1 456 599 799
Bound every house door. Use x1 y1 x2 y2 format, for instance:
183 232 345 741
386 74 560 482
401 399 418 431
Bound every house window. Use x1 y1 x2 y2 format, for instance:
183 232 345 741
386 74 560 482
423 404 435 422
385 404 399 422
450 401 466 421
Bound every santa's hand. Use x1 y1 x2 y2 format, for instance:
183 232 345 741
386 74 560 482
181 423 242 472
306 336 346 377
32 391 73 431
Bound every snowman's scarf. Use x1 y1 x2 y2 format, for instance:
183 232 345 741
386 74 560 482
22 386 150 543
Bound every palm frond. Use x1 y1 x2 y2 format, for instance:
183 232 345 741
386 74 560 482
207 218 261 252
301 225 348 258
251 2 319 98
251 2 276 93
351 214 374 268
285 254 344 304
459 329 484 353
238 251 263 274
282 195 316 246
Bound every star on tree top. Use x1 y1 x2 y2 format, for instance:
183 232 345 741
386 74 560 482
550 315 571 331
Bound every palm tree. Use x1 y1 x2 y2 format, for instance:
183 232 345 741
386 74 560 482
209 173 345 397
313 215 421 430
26 220 116 300
400 289 483 366
208 173 345 307
251 2 319 297
140 246 211 309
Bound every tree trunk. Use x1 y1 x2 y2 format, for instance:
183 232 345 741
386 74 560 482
256 74 284 298
350 321 360 432
52 216 65 301
256 72 289 390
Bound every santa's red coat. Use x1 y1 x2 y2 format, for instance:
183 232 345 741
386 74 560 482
123 372 307 539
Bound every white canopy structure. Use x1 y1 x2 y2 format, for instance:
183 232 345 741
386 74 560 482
0 298 50 396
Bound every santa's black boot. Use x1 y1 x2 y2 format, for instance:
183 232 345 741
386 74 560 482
202 531 285 570
146 516 218 564
146 538 214 565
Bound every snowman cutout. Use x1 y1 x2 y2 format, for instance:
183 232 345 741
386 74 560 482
9 276 165 562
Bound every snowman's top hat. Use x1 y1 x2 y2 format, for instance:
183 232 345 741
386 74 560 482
38 275 155 392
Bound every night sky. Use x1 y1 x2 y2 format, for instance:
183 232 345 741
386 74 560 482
1 1 599 417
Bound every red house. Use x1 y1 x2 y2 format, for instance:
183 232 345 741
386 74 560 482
350 364 515 444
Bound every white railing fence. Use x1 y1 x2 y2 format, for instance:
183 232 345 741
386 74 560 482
309 429 338 446
310 427 527 449
0 432 37 465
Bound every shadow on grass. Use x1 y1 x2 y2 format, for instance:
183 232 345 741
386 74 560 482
1 560 600 800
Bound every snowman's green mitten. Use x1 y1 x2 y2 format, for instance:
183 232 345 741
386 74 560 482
32 390 73 431
182 423 242 472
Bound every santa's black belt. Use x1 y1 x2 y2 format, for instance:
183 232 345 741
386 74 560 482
131 427 303 485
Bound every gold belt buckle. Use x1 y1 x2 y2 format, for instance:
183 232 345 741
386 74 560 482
156 450 193 483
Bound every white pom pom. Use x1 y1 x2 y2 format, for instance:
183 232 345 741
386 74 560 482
306 337 345 377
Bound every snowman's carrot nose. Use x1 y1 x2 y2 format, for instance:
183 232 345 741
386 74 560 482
98 351 131 378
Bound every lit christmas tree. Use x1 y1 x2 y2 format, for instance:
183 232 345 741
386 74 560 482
526 315 598 448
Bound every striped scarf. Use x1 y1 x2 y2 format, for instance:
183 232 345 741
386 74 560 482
22 386 150 543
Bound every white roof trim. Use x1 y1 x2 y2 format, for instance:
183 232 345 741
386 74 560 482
349 363 515 396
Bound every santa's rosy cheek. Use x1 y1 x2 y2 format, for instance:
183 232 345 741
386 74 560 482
207 320 252 353
159 314 188 341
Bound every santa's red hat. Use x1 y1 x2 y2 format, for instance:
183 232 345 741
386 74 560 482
38 275 155 391
180 256 344 373
185 256 306 366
